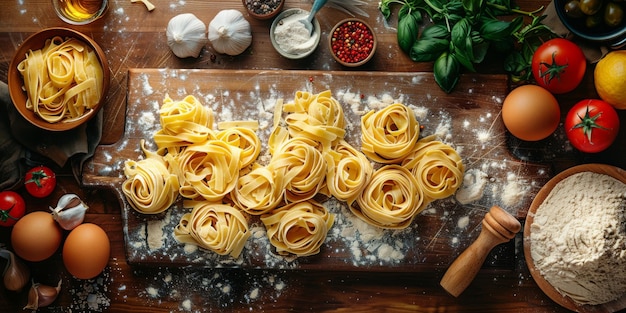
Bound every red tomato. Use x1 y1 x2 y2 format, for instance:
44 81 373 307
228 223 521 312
0 191 26 227
565 99 620 153
24 166 56 198
531 38 586 94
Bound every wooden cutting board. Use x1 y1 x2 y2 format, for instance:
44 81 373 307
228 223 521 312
84 69 552 271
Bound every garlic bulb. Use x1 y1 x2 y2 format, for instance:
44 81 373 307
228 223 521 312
208 9 252 56
50 193 89 230
166 13 208 58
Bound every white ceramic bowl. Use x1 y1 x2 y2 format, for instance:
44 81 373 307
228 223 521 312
270 8 321 60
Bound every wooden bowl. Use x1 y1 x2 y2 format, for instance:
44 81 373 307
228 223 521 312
8 27 110 132
329 18 377 67
524 163 626 312
242 0 284 20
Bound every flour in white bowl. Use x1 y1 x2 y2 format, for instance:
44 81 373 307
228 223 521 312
273 12 317 55
530 171 626 305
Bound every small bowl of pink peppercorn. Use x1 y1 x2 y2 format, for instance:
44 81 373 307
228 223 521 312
329 18 377 67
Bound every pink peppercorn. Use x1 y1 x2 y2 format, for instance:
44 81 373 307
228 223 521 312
330 20 375 65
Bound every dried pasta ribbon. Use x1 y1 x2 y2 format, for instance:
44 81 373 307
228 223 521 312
122 140 180 214
155 95 215 153
354 165 427 229
361 103 420 164
284 90 346 149
175 140 242 202
161 94 214 130
230 165 285 215
174 202 250 258
261 199 335 257
217 126 261 170
283 90 314 113
17 36 104 123
325 140 373 206
402 135 464 200
269 137 327 203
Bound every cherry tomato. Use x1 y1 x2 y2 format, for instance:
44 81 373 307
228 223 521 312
24 166 56 198
0 191 26 227
531 38 587 94
565 99 620 153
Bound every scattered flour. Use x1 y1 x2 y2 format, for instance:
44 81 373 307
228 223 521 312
501 172 530 207
457 216 470 229
67 273 111 312
455 168 488 204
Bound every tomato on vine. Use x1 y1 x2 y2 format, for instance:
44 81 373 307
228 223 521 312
24 166 56 198
0 191 26 227
531 38 586 94
565 99 620 153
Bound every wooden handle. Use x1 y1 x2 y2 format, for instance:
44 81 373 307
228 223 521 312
440 206 521 297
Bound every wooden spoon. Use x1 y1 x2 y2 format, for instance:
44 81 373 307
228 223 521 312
440 205 521 297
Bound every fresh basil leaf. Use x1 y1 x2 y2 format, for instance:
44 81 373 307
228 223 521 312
425 0 445 12
463 0 484 15
379 0 395 19
453 47 476 72
398 10 421 53
504 51 532 83
451 18 474 61
504 51 525 74
471 35 490 63
410 38 449 62
480 17 523 41
399 3 411 19
433 52 460 94
421 24 450 40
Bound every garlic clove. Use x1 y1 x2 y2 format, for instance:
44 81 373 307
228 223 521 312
24 279 62 310
166 13 208 58
0 249 30 292
50 194 89 230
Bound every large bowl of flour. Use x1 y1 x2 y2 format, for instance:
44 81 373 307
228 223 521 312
524 163 626 312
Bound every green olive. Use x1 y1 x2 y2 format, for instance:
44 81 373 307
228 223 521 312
580 0 603 15
565 0 585 18
586 11 604 27
605 2 624 27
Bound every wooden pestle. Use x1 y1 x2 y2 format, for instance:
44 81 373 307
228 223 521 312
440 205 521 297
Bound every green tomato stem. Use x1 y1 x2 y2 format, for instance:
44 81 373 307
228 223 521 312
572 106 610 144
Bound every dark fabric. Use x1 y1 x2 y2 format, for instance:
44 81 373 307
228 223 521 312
0 81 103 190
0 82 25 190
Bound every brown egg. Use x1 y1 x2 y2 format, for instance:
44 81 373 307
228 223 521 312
502 85 561 141
62 223 110 279
11 211 63 262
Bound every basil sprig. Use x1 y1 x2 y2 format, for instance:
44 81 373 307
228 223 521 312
379 0 555 93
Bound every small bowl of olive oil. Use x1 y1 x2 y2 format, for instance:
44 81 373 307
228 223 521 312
52 0 108 25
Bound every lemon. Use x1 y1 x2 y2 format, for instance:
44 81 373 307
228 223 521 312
595 50 626 109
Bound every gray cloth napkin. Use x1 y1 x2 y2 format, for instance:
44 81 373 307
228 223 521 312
0 81 103 190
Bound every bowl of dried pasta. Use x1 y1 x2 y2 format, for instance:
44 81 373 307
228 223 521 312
8 27 109 132
524 163 626 312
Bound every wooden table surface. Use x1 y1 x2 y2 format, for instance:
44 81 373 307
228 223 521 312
2 0 626 312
